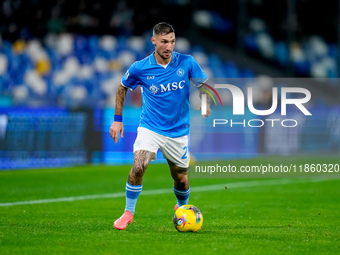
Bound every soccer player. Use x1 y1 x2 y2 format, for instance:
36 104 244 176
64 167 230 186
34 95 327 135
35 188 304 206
110 22 211 230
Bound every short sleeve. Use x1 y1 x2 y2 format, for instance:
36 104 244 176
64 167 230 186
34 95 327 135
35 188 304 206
121 62 139 90
189 56 208 87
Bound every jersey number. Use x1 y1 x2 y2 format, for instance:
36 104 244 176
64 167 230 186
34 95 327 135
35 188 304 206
182 146 188 159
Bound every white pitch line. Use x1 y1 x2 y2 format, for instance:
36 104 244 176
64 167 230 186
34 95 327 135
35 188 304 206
0 178 334 207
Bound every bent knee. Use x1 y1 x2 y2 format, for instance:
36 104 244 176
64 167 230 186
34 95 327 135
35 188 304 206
178 173 188 183
173 168 189 183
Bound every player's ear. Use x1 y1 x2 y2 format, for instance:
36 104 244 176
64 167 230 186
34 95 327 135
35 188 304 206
151 36 156 46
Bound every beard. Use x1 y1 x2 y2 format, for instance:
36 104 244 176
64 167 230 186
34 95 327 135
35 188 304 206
156 49 172 60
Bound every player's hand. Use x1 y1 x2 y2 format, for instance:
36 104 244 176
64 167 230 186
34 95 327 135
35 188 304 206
110 121 124 143
196 104 212 119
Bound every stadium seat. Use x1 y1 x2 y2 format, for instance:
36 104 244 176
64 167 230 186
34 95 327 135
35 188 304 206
0 33 262 107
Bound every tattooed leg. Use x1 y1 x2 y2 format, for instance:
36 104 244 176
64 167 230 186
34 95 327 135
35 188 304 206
127 150 156 185
168 160 190 207
167 160 189 190
114 150 154 229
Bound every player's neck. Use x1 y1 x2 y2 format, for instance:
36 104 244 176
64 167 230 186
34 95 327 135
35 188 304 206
154 52 172 65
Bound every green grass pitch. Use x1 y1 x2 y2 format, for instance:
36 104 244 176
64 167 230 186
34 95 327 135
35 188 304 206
0 156 339 254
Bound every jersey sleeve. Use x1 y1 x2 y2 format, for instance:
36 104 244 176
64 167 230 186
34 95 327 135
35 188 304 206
121 62 139 90
189 56 208 87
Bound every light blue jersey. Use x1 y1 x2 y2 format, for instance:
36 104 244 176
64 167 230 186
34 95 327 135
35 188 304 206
121 51 207 138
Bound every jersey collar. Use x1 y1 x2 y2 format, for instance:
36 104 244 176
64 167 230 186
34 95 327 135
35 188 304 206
149 51 176 66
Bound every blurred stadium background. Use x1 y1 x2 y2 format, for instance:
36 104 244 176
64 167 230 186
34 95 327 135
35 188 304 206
0 0 340 169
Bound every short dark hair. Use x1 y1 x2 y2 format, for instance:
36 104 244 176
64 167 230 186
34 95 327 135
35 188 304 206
153 22 175 36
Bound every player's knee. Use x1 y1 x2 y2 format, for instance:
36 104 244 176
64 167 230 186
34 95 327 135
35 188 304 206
179 173 188 184
131 151 153 176
174 170 189 186
131 162 147 178
174 175 189 191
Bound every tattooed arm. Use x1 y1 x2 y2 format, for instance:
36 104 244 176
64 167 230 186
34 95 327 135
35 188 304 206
110 83 128 143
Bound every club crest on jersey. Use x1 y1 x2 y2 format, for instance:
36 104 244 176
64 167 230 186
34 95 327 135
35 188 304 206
177 69 185 77
149 84 159 94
